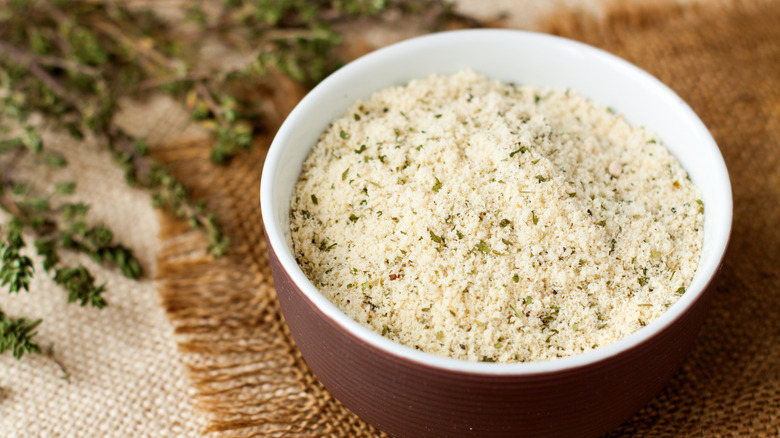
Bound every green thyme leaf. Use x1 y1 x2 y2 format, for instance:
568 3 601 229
0 310 42 359
54 182 77 195
43 152 67 168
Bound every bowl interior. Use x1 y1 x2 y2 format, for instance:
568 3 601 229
260 29 732 374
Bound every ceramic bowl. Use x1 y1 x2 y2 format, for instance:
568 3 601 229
260 29 732 438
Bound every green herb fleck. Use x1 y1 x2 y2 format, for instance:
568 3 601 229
311 194 318 205
319 242 337 252
429 230 443 244
342 168 349 181
650 250 662 259
349 213 360 223
509 146 528 157
361 278 380 290
340 130 350 139
456 231 464 239
354 144 367 154
596 220 606 227
499 219 511 228
532 211 539 225
676 287 686 295
435 331 444 340
535 175 547 183
432 177 442 193
476 241 490 254
512 273 519 283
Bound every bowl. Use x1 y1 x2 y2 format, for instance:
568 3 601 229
260 29 732 438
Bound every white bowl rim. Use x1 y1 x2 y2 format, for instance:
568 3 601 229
260 29 733 376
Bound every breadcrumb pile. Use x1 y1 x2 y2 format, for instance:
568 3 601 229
290 70 703 362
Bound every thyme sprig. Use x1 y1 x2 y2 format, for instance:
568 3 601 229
0 0 461 386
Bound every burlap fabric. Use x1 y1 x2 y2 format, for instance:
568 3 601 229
0 95 207 437
2 0 779 436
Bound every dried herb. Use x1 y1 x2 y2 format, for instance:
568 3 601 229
432 177 443 193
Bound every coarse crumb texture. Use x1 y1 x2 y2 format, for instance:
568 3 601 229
289 70 704 362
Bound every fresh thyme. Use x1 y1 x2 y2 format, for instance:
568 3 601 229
0 0 459 380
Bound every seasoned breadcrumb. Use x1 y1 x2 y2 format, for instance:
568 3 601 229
290 70 703 362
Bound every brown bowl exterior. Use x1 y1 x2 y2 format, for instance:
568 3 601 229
268 237 721 438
